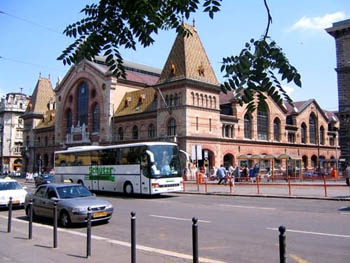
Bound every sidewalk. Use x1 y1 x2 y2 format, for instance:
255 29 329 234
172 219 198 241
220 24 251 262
0 215 197 263
182 179 350 200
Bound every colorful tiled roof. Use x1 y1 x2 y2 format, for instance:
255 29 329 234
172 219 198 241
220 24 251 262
157 23 219 86
24 77 55 115
114 88 157 117
35 109 55 129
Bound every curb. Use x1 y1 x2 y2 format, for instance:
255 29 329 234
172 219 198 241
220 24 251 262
177 191 350 201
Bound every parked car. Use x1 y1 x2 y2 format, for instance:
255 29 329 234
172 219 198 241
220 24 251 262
0 178 27 208
35 173 55 187
24 183 114 227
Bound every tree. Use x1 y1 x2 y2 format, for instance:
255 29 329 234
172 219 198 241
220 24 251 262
58 0 301 111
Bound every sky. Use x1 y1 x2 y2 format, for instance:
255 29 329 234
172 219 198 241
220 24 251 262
0 0 348 111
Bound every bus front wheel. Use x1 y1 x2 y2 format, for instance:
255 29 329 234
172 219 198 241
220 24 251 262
124 182 134 195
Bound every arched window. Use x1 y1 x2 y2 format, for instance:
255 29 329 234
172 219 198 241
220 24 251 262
45 136 48 147
92 103 100 133
167 118 176 136
244 113 252 139
320 126 325 145
66 109 72 133
200 94 204 107
148 124 155 138
209 96 212 108
191 92 195 105
118 127 124 141
273 118 280 141
257 106 269 140
205 95 208 108
309 114 317 144
301 123 307 143
132 125 138 140
196 94 199 106
213 97 216 109
76 82 89 126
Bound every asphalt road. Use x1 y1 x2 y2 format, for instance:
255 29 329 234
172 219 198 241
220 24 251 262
3 183 350 263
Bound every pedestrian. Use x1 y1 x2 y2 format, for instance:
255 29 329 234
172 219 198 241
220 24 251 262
234 166 239 182
253 163 259 178
346 163 350 186
249 167 255 182
241 165 248 181
217 164 227 184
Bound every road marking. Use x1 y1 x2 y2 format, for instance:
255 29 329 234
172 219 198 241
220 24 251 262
0 215 222 263
340 212 350 215
289 254 309 263
149 214 211 223
219 204 276 210
266 227 350 238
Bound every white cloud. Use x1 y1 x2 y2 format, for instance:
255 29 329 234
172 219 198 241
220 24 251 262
288 12 346 31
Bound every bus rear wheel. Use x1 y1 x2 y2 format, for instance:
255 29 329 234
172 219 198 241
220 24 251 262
123 182 134 196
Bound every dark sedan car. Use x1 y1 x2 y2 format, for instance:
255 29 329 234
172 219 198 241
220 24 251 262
25 184 114 227
34 173 55 187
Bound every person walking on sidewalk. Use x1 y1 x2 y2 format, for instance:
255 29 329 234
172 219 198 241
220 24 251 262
217 164 227 184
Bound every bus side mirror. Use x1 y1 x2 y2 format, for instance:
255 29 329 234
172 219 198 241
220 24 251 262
146 150 155 163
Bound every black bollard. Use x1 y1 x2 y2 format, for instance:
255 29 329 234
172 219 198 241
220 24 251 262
87 207 92 258
131 211 136 263
28 199 33 239
53 201 58 248
8 197 13 233
192 217 198 263
279 226 287 263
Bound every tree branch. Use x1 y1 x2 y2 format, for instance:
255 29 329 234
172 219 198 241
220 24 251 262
263 0 272 40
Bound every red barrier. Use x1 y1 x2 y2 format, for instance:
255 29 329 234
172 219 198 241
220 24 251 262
205 177 208 193
323 176 328 197
256 175 260 194
229 177 233 194
288 176 292 196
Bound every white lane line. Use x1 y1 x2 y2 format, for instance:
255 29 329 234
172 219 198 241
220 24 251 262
0 215 222 263
149 214 211 223
340 212 350 215
266 227 350 238
219 204 276 210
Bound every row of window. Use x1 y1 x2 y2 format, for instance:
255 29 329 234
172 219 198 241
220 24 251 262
117 118 177 141
191 92 216 109
26 135 55 147
244 112 335 145
55 147 147 167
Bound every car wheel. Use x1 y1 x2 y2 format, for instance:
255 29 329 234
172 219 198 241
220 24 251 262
60 211 71 227
123 182 134 195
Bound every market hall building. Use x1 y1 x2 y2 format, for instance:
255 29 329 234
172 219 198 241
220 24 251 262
21 23 339 175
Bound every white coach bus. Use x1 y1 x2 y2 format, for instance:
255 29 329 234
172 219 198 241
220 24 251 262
54 142 184 195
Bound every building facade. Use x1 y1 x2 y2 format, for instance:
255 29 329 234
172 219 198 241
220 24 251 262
23 23 339 174
21 76 56 173
0 92 29 174
327 19 350 163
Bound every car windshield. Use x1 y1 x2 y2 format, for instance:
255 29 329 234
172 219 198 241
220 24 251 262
56 185 93 199
0 181 22 191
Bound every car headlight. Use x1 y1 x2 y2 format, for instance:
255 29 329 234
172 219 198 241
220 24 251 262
105 203 113 209
71 207 88 213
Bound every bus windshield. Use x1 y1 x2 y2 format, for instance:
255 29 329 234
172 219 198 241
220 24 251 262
147 145 181 178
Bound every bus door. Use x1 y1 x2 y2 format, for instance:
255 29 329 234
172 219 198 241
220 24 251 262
141 151 151 194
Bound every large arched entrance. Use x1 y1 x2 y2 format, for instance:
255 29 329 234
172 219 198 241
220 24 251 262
223 153 234 168
311 155 317 169
302 155 308 170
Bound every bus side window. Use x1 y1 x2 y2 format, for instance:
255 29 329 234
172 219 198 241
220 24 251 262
90 151 99 165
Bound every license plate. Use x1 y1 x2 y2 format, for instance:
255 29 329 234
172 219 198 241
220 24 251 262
12 200 20 205
93 212 107 218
